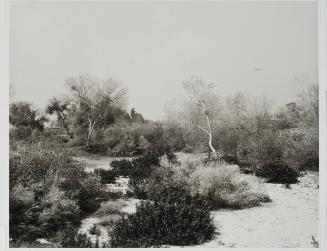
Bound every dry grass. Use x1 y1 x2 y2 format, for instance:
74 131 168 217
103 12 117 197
95 199 128 217
188 162 271 209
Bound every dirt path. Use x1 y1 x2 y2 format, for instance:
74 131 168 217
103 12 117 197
194 171 319 248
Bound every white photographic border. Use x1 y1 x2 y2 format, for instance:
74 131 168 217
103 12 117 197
0 0 326 250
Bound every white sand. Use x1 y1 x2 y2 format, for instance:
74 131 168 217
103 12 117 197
194 171 319 248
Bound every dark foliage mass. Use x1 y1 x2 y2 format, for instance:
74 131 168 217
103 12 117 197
111 198 215 247
57 226 103 248
9 142 103 242
256 162 299 184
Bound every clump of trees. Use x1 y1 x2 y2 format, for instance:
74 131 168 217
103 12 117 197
65 73 128 148
165 76 319 175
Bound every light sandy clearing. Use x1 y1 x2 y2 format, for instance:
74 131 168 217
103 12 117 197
73 156 133 172
193 171 319 248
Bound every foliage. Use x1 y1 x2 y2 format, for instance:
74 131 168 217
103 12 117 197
255 162 299 184
10 102 46 130
65 73 128 147
88 224 101 236
9 142 103 242
95 199 128 216
188 162 271 209
57 227 100 248
111 199 215 247
94 168 117 184
46 97 73 138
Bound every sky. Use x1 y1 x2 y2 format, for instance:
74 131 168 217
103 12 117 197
10 1 318 120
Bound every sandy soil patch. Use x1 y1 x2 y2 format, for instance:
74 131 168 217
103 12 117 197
193 171 319 248
73 156 133 172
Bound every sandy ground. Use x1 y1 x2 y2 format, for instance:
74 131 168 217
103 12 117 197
193 171 319 248
77 154 319 248
79 216 109 245
73 156 133 172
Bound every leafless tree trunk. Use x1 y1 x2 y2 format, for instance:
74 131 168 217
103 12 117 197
196 99 221 160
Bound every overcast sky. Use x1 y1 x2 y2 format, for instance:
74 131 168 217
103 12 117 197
10 1 318 120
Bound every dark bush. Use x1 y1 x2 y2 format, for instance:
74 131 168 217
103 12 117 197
9 142 103 242
222 154 239 165
111 198 215 247
57 226 99 248
85 144 109 154
88 224 101 236
94 169 117 184
10 126 32 142
110 159 134 177
255 162 299 184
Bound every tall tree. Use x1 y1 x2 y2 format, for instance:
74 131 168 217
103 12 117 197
66 73 128 148
182 76 222 159
46 97 73 138
130 108 145 123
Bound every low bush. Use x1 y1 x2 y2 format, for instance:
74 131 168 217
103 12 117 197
95 199 128 216
94 169 117 184
255 162 299 184
88 224 101 236
99 214 124 227
111 199 215 247
110 159 134 177
188 162 270 209
109 148 178 198
9 142 103 242
10 126 32 142
57 227 100 248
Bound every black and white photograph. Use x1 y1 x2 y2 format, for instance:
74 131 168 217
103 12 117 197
2 0 327 249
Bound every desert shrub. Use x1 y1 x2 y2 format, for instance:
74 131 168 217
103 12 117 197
9 142 103 242
94 168 117 184
10 126 32 142
249 130 285 166
182 144 194 153
189 162 270 209
9 184 41 241
110 159 134 177
85 144 109 154
99 214 124 227
68 134 86 146
95 199 128 216
281 128 319 170
222 154 239 165
144 164 190 203
109 148 177 198
57 227 99 248
39 185 81 234
255 162 299 184
88 224 101 236
111 198 215 247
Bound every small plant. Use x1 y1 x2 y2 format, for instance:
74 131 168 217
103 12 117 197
94 169 117 184
95 199 128 216
88 224 101 236
283 183 291 189
311 235 319 248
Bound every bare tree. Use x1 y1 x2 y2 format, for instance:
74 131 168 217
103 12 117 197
225 91 248 131
182 76 222 159
294 74 319 127
247 96 272 133
66 73 128 148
